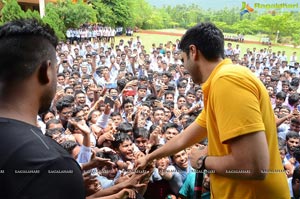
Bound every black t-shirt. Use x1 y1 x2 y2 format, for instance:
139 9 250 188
0 118 85 199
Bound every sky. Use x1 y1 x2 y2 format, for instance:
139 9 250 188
146 0 300 11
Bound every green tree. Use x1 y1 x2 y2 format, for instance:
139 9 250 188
130 0 153 28
0 0 26 23
231 19 258 35
91 0 115 26
255 13 292 41
172 4 189 27
90 0 134 27
211 7 240 25
112 0 132 27
158 8 173 28
101 0 132 27
24 9 41 20
43 3 66 40
53 0 97 29
291 33 300 48
214 21 230 32
143 9 164 29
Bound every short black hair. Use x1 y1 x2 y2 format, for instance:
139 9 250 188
96 152 118 163
57 73 65 78
87 109 100 122
162 122 179 133
56 98 73 112
288 93 300 106
133 127 149 140
177 81 187 88
286 131 300 141
117 79 128 92
72 106 83 117
162 71 172 79
74 90 85 98
60 140 78 154
64 86 74 93
45 118 61 130
294 147 300 162
275 91 287 101
122 98 134 108
117 122 133 134
152 107 165 115
186 89 196 96
39 109 55 123
110 111 122 117
292 166 300 184
179 22 224 61
112 133 132 149
0 18 58 83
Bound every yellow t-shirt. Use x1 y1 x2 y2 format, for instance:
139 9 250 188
196 59 290 199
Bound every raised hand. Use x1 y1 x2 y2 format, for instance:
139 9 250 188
68 118 90 135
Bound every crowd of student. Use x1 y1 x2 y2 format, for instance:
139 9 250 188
224 34 245 43
65 24 127 44
37 32 300 198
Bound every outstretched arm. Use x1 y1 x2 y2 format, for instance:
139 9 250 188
136 121 207 169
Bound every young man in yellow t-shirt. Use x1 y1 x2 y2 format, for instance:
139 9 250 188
137 22 290 199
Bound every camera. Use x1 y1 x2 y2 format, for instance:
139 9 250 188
148 73 153 82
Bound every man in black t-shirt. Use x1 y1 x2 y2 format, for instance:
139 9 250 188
0 19 85 199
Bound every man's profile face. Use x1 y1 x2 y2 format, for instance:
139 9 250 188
181 51 202 84
39 49 57 114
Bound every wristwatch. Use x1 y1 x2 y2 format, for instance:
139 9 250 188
197 155 207 170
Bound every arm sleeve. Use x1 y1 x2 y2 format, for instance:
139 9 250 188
211 76 265 143
96 113 110 128
76 145 92 164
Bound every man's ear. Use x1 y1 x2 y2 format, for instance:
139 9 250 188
189 45 200 61
38 60 51 85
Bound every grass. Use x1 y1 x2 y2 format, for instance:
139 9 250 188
147 29 186 34
115 31 299 59
144 29 264 41
225 41 298 59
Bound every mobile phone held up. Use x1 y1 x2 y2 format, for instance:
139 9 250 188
104 96 115 108
148 73 153 82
